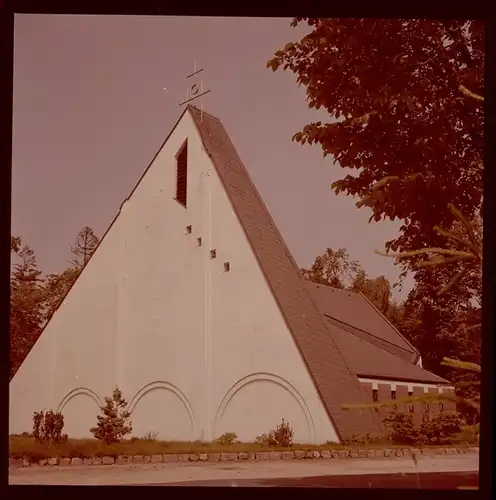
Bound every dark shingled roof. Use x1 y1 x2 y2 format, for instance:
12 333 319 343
323 317 449 384
304 281 419 364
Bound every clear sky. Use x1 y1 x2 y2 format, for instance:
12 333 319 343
12 15 414 299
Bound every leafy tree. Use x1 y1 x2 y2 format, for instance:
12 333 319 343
269 19 483 434
353 275 391 315
11 236 21 254
301 247 364 289
302 247 403 324
10 243 44 379
42 226 99 323
381 205 482 424
32 410 67 444
42 267 80 324
90 388 132 444
267 18 483 295
10 226 100 377
70 226 99 269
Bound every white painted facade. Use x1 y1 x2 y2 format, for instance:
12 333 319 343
10 110 340 444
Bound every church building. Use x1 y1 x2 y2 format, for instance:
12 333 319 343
10 106 454 443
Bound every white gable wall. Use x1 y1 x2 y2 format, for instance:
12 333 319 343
115 114 208 441
10 110 339 443
207 162 339 443
10 211 123 437
10 112 207 439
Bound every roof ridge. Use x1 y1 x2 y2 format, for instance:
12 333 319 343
323 312 417 357
187 104 221 121
357 291 420 355
304 279 356 295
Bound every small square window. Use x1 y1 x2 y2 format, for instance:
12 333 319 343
197 237 202 246
210 249 216 259
223 262 230 272
186 225 192 234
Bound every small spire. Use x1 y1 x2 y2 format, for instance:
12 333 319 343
179 61 211 121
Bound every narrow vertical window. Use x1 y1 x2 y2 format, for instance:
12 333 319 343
175 140 188 206
391 390 397 411
408 391 414 413
372 388 379 412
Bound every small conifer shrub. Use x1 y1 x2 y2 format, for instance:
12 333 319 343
90 387 132 444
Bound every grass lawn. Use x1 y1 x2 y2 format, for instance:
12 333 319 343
9 435 475 463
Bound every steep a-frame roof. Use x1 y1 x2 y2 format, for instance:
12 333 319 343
188 106 381 439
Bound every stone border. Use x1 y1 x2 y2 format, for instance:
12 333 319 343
9 446 479 468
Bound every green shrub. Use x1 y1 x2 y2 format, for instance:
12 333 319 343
451 424 479 445
255 419 294 447
421 411 466 445
255 433 274 446
90 387 132 444
32 410 67 444
382 410 467 445
215 432 238 446
382 411 421 445
272 419 294 447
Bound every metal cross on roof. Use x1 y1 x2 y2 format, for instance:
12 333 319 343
178 61 211 120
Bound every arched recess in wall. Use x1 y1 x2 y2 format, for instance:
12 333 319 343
213 373 315 443
128 381 196 440
56 387 103 438
56 387 102 414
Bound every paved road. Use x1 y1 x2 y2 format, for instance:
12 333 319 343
9 454 479 486
161 471 479 489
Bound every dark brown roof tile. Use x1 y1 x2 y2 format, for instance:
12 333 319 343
305 281 418 356
325 318 450 384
